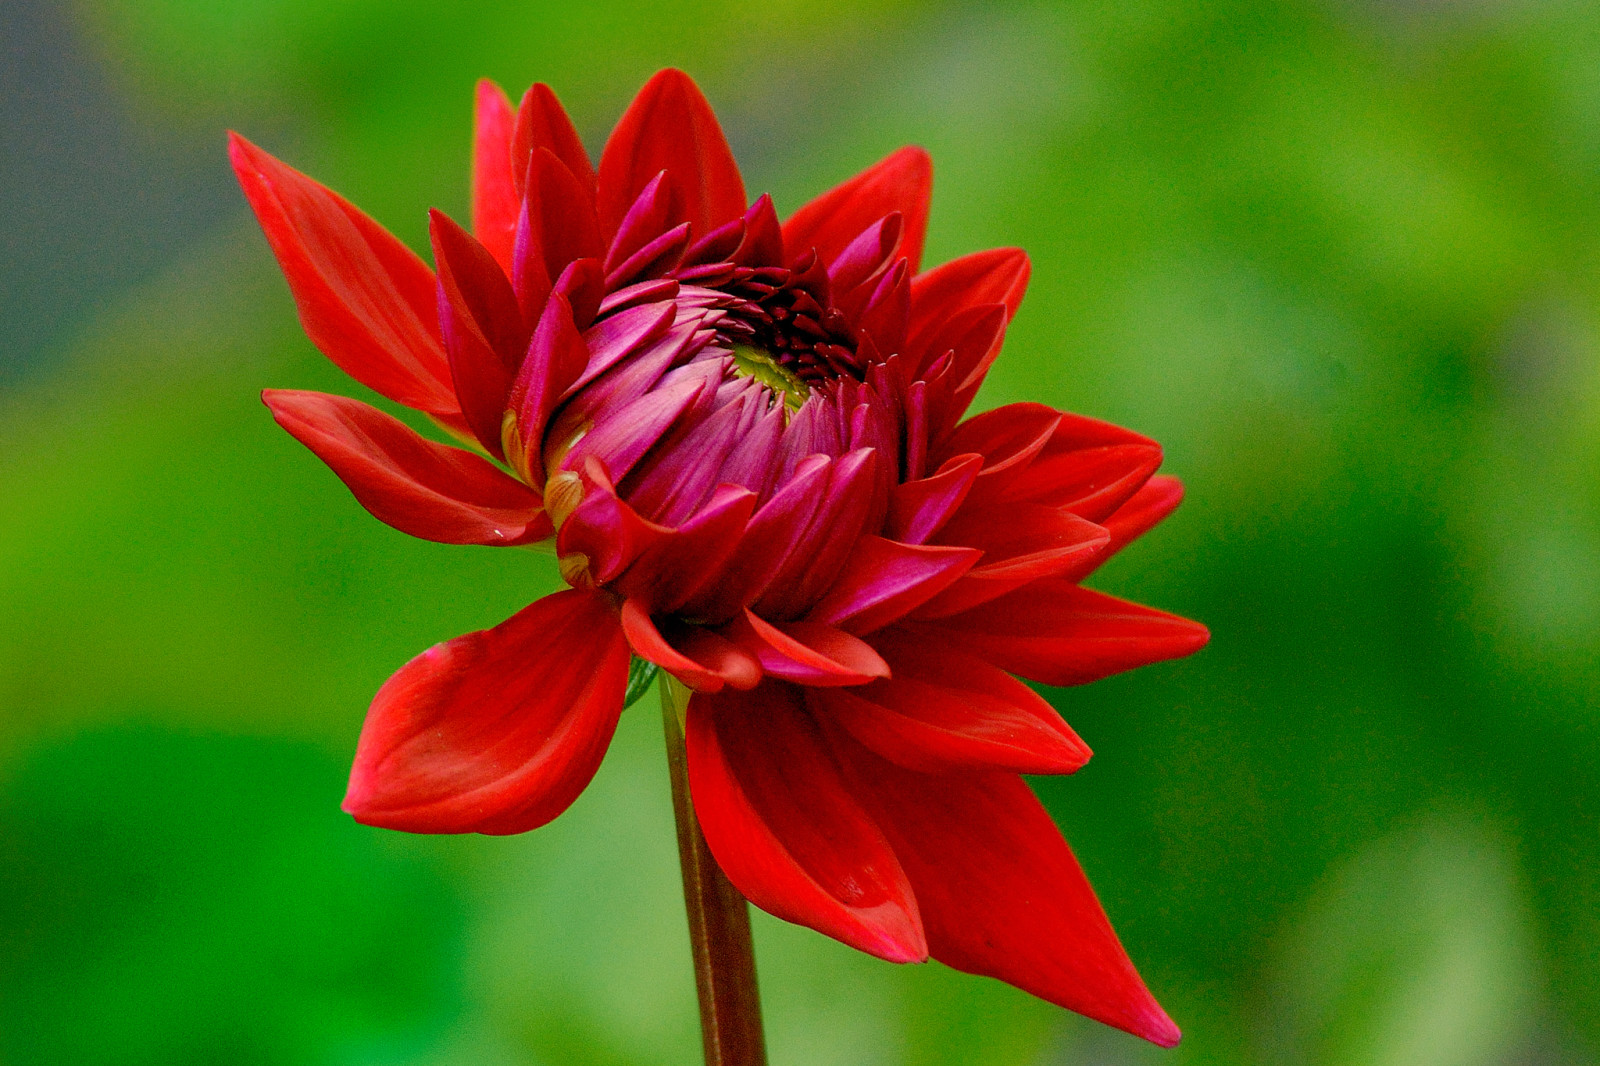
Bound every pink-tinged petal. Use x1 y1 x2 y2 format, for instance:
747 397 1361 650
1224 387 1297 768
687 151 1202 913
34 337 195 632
783 146 933 274
808 536 980 635
757 448 885 619
429 210 526 458
887 453 982 545
906 247 1030 367
561 377 706 484
687 684 926 962
1003 413 1163 522
471 80 519 271
263 389 550 546
614 484 758 615
511 82 596 198
835 744 1181 1046
675 455 832 621
913 580 1210 687
731 611 890 688
606 220 691 288
828 214 902 296
513 148 605 322
572 300 679 392
597 69 747 241
812 630 1089 775
506 291 588 483
620 599 761 693
343 589 628 834
229 133 458 415
621 390 756 526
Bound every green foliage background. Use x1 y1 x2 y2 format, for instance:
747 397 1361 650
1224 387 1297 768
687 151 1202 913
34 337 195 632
3 1 1598 1062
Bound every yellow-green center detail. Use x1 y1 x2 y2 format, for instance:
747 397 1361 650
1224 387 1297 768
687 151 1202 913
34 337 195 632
730 344 809 411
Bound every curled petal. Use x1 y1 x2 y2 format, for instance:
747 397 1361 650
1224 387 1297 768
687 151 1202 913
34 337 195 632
597 68 747 241
835 741 1182 1047
263 389 550 546
620 599 760 693
911 580 1209 687
344 589 629 834
687 684 927 962
471 79 520 271
229 133 458 415
675 455 833 621
783 146 932 274
755 448 885 619
811 629 1089 774
731 612 890 687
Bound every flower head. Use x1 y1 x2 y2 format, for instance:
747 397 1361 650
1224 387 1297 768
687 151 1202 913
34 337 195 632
232 69 1208 1046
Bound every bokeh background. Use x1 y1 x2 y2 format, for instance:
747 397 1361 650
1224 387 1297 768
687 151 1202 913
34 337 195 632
4 0 1599 1063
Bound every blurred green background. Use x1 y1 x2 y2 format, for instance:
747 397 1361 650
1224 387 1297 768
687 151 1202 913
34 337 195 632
3 0 1598 1062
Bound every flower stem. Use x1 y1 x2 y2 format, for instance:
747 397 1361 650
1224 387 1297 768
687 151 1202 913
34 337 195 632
660 675 769 1066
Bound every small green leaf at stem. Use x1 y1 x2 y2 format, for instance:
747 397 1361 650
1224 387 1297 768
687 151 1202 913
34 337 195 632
624 656 661 709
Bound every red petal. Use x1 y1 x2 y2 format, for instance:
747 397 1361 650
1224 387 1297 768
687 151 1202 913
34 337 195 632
429 210 525 457
906 247 1030 368
917 505 1109 617
471 80 519 271
811 629 1089 774
1004 412 1162 522
597 69 747 241
229 133 458 415
1058 475 1186 584
513 148 605 321
913 580 1209 686
263 389 550 546
731 612 890 687
836 744 1181 1046
807 536 979 635
343 589 629 834
511 82 596 197
939 402 1061 505
782 146 933 274
620 599 761 693
687 684 927 962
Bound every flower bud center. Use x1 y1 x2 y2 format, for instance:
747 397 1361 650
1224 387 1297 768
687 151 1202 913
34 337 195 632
730 343 809 411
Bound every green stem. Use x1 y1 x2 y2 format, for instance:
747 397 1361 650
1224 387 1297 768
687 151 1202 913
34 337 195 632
660 675 769 1066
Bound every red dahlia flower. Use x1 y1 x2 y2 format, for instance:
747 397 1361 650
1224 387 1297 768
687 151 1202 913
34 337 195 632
232 69 1207 1047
